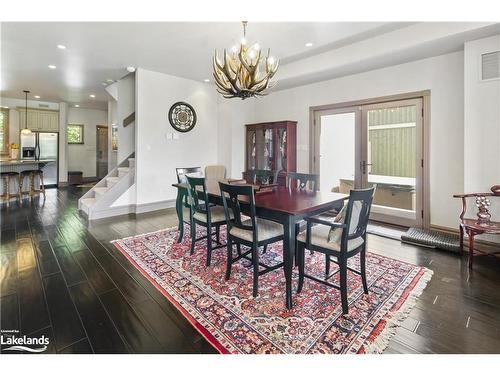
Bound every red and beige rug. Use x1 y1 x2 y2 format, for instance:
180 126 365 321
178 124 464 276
111 226 432 354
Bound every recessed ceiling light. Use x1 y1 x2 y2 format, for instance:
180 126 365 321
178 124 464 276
203 79 210 83
126 66 136 73
101 82 107 86
89 94 96 98
305 42 313 47
48 65 57 69
34 95 40 99
1 106 8 109
57 44 66 50
74 104 80 108
106 79 114 83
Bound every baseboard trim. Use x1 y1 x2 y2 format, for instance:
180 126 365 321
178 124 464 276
135 199 176 214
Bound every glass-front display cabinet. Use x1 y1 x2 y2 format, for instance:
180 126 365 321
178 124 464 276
243 120 297 185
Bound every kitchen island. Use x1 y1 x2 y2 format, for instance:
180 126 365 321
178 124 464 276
0 159 58 195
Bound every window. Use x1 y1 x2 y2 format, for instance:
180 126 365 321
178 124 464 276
67 124 84 144
0 108 9 154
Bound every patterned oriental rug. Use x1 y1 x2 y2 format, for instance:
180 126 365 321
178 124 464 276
112 226 432 354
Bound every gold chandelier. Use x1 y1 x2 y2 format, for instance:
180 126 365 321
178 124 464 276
213 21 279 99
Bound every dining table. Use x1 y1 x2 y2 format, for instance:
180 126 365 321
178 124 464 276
172 179 348 309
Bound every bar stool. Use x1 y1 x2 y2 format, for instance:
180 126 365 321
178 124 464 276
20 169 46 200
0 172 21 204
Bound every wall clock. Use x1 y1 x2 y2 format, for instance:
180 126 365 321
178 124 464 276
168 102 197 132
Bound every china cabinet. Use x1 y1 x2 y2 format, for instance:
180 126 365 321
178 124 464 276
243 120 297 185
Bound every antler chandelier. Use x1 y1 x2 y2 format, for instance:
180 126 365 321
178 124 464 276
213 21 279 99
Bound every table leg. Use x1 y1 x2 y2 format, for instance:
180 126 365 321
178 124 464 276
175 188 184 243
468 230 475 270
283 215 296 310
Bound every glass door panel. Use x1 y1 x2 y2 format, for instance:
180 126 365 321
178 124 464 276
361 98 423 226
314 108 362 193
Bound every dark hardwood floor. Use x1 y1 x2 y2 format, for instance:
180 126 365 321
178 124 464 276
1 186 500 354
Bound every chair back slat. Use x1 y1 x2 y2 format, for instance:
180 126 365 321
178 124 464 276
286 172 318 191
186 176 210 221
219 182 257 236
176 167 202 183
246 169 279 185
342 187 376 246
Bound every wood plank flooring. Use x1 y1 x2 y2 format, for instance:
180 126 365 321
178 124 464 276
1 186 500 354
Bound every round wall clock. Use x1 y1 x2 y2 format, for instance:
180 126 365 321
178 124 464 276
168 102 197 132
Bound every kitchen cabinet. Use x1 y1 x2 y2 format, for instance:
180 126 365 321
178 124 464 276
18 108 59 132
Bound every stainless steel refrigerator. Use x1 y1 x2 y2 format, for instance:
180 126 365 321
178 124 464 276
20 131 59 187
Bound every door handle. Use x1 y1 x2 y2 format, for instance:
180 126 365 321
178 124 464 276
361 160 373 174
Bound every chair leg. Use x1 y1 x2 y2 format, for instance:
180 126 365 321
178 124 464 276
225 238 233 280
215 225 220 244
206 225 213 266
297 243 305 293
236 243 241 256
360 247 368 294
468 231 475 270
325 254 331 278
39 173 46 199
459 225 464 256
262 244 267 254
17 175 22 201
190 221 196 255
340 256 348 315
252 244 259 297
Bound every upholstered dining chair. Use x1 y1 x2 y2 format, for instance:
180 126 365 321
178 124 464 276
286 172 319 192
219 182 284 297
296 187 375 315
205 165 226 180
186 176 228 266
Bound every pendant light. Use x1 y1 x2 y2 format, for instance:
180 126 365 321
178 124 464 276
21 90 32 135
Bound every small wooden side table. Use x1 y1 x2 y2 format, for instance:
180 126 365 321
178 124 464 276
454 187 500 269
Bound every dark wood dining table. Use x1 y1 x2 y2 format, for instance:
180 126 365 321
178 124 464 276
172 179 348 309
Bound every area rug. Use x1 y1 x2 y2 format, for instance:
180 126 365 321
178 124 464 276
111 226 432 354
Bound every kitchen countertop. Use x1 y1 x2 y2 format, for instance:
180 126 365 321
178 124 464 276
0 159 56 166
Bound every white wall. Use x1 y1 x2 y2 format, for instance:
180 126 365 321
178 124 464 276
135 68 219 206
67 107 107 177
117 74 135 163
464 34 500 192
231 51 465 229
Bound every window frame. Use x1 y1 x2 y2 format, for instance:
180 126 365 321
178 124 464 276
67 123 85 145
0 108 10 155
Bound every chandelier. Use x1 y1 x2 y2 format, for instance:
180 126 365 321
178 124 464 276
213 21 279 99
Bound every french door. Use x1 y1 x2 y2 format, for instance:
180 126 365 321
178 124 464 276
312 97 424 227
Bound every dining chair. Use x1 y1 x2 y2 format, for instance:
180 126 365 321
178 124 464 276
246 169 279 185
286 172 319 191
296 187 375 315
186 176 227 266
175 167 203 239
205 165 226 180
219 182 284 297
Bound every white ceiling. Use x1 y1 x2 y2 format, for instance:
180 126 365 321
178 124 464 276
1 22 411 110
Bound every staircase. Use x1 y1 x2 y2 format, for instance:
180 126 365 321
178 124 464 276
78 153 135 220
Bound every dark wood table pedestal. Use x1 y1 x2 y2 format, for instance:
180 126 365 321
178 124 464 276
173 181 348 309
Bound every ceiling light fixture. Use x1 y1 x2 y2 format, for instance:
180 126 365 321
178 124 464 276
75 105 80 108
89 94 96 98
106 79 114 83
305 42 313 47
126 66 136 73
57 44 66 49
213 21 279 99
34 95 40 99
48 65 57 69
203 79 210 83
21 90 32 135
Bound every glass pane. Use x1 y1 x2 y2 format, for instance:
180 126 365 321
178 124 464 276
319 112 356 193
262 128 274 170
367 105 416 214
